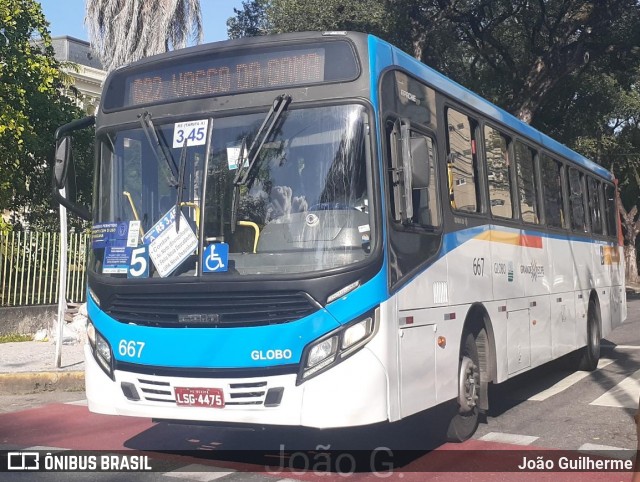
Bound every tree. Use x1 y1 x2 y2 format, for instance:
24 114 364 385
0 0 90 230
228 0 640 280
556 65 640 279
227 0 270 39
429 0 640 124
227 0 388 39
85 0 203 72
268 0 387 37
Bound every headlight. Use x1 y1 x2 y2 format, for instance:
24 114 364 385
298 308 377 384
307 336 338 368
96 333 112 365
88 322 113 380
342 317 373 350
87 321 96 347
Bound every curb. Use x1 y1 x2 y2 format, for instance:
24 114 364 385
0 371 85 395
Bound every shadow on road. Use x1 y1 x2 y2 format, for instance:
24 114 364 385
122 405 457 471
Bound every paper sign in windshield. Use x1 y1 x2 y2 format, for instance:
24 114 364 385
227 143 249 171
173 119 209 148
93 221 141 249
143 208 198 277
103 246 132 274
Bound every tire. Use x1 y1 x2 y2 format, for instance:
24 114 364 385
445 329 482 442
578 300 601 371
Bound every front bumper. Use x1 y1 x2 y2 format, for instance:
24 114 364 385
85 343 389 429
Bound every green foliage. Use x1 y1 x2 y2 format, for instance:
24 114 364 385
0 0 92 231
268 0 387 36
227 0 270 39
227 0 388 39
0 333 33 343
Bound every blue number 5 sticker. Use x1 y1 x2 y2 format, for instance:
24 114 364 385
128 246 149 278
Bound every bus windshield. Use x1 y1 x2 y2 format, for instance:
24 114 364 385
91 103 373 278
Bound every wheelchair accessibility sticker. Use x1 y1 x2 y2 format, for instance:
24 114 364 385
203 243 229 273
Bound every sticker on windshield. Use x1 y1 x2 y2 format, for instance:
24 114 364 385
227 145 242 170
143 208 198 277
203 243 229 273
127 220 141 247
173 119 209 148
227 142 248 171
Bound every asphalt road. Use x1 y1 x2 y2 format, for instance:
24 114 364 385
473 294 640 451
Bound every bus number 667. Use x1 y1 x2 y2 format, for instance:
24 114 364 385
473 257 485 276
118 340 145 358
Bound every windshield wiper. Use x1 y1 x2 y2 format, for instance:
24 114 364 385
175 138 189 232
139 111 178 187
230 94 291 232
233 94 291 186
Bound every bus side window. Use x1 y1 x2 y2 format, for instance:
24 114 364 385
446 108 480 213
386 120 439 228
588 176 603 235
568 167 587 232
484 125 513 219
540 155 565 229
604 183 618 238
514 141 540 224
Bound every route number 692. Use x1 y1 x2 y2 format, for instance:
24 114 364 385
119 340 145 358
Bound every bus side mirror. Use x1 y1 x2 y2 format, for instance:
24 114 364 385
52 115 95 220
54 136 71 189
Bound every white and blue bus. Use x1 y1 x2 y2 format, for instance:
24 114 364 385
53 31 626 441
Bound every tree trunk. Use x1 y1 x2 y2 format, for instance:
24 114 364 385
619 203 640 284
625 244 640 284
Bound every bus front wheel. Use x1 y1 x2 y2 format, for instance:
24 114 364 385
445 329 483 442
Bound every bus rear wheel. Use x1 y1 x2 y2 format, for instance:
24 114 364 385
445 329 483 442
578 300 601 371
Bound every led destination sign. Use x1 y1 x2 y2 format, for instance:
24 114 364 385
105 41 360 110
128 49 324 105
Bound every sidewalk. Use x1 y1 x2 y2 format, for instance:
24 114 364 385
0 340 85 394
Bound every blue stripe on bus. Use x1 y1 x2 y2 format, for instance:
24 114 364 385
324 267 388 323
87 297 341 368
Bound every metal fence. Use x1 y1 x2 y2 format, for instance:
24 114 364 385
0 231 88 307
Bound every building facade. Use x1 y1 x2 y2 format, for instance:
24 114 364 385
52 36 106 115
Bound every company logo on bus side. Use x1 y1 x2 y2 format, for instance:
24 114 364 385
251 349 293 361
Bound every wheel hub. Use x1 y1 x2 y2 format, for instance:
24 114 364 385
458 355 479 413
